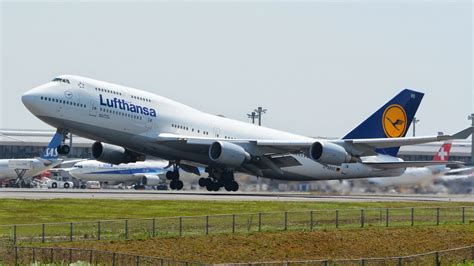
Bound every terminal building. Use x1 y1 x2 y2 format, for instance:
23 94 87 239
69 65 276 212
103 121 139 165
0 128 472 164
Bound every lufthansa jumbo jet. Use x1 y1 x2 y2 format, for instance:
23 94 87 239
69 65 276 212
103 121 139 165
22 75 472 191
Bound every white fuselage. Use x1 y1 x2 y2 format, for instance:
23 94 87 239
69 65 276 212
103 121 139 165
69 160 167 185
0 158 60 181
22 76 405 181
369 165 448 187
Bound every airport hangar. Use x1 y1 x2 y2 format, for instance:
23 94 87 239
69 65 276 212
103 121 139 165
0 128 472 164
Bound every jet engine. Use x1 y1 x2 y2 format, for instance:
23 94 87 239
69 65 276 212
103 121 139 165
92 142 145 165
209 141 251 166
309 141 352 165
140 175 162 186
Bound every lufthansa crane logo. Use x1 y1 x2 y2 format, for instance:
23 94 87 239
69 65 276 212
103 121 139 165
382 104 407 138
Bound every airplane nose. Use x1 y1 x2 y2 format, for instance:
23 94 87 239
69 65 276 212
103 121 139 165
22 89 38 112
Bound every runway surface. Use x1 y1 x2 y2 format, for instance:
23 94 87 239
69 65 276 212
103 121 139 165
0 188 473 202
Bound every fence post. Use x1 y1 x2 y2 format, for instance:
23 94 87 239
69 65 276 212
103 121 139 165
112 252 116 266
361 258 365 266
310 210 314 231
232 214 236 234
50 247 53 263
70 222 73 241
336 210 339 228
179 217 183 237
98 221 101 240
32 247 36 262
361 209 365 228
89 249 93 264
411 208 414 226
136 255 140 266
386 208 389 227
436 208 440 226
398 257 403 266
14 246 18 266
462 207 465 224
13 225 17 245
125 219 129 239
42 223 45 243
258 213 262 232
69 248 72 264
152 218 156 237
435 251 440 266
284 212 288 231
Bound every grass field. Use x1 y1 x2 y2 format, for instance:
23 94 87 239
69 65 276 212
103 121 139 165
1 199 473 225
42 225 474 263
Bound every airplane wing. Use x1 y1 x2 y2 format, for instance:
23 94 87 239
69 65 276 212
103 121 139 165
362 161 464 170
444 167 474 176
156 127 472 157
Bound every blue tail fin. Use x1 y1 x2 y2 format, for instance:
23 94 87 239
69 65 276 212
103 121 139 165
40 132 63 160
342 89 424 156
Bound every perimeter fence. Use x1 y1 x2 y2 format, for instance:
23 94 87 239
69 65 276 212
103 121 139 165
1 245 473 265
0 206 473 246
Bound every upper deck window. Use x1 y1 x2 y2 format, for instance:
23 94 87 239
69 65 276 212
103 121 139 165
52 77 70 84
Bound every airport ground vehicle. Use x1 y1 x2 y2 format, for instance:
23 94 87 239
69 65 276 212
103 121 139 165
45 177 74 189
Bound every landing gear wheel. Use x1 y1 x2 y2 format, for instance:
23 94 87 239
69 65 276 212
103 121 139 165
170 180 184 190
175 180 183 190
206 181 220 191
230 181 239 192
166 170 179 180
58 145 70 155
198 178 208 187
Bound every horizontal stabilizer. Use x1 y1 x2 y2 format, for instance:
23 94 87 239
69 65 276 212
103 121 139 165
364 160 464 170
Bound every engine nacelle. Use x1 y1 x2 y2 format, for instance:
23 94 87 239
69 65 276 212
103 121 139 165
309 141 352 165
209 141 251 166
92 142 145 165
140 175 162 186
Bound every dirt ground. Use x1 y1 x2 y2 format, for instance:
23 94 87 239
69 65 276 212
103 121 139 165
45 225 474 263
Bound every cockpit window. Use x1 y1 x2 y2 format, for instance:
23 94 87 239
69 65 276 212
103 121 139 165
52 77 70 84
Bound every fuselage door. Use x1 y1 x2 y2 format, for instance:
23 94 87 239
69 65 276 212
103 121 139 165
89 100 97 117
213 128 221 138
146 117 153 129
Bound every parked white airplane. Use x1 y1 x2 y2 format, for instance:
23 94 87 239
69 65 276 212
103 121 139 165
369 142 453 187
68 160 168 187
0 132 63 186
21 75 472 191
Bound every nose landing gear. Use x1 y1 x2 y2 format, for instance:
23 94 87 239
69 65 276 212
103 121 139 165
57 128 72 155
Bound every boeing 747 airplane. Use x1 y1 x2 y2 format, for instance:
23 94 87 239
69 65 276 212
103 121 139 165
22 75 472 191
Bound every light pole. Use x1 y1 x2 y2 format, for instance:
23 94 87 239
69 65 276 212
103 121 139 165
247 112 258 124
468 113 474 165
254 107 267 126
412 117 420 137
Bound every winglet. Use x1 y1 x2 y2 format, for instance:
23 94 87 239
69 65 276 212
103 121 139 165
450 126 473 139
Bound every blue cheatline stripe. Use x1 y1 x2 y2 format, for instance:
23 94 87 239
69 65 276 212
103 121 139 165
87 168 165 175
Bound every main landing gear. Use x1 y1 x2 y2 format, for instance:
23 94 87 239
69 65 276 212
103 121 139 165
166 168 183 190
199 168 239 192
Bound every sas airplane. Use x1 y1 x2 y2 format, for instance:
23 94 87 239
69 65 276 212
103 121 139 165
0 132 63 186
21 75 472 191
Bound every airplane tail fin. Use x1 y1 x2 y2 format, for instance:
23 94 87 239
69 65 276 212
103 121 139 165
342 89 424 156
40 132 62 160
433 142 452 162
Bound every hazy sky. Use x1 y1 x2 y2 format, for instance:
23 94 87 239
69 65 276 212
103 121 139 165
1 1 472 138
